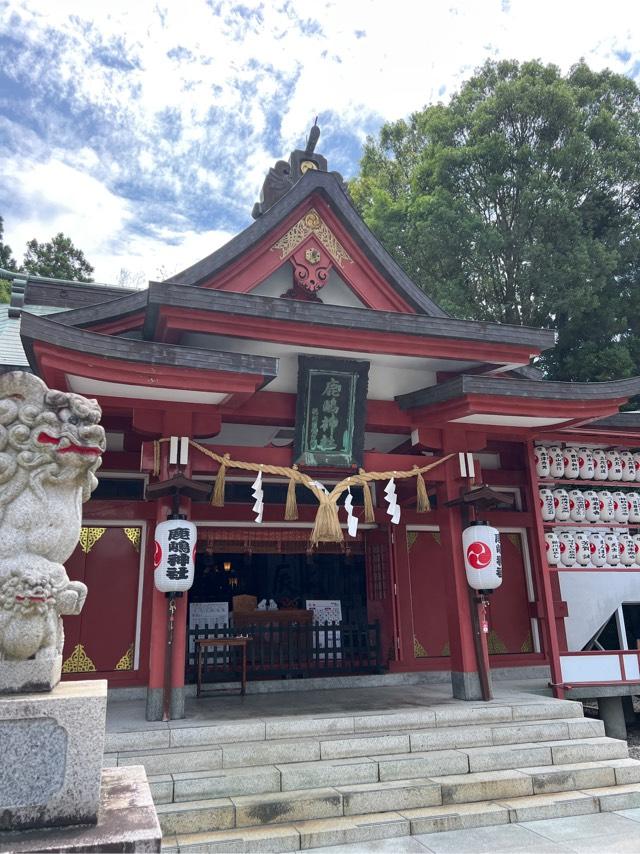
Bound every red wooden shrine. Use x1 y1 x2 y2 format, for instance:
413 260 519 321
4 128 640 719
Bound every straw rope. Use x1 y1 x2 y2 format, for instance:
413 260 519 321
152 437 454 544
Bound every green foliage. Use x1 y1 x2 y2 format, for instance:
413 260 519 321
0 216 18 277
351 60 640 381
22 232 94 282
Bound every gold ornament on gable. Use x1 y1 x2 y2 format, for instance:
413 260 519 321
79 527 106 554
123 527 141 552
115 643 135 671
271 208 353 267
62 644 96 673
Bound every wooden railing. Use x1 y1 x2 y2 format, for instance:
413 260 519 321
559 650 640 686
187 621 382 683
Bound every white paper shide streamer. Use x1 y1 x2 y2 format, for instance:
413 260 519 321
384 478 401 525
251 470 264 523
344 487 359 538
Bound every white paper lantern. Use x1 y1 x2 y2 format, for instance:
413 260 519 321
558 531 577 567
598 490 615 522
568 489 586 522
544 532 561 566
589 532 607 567
574 531 591 566
578 447 595 480
592 449 609 481
584 490 600 522
563 447 580 479
154 518 197 592
553 488 571 522
620 451 636 482
613 491 630 524
539 488 555 522
534 445 550 478
605 532 620 566
606 450 623 481
627 492 640 524
548 446 565 478
618 532 635 567
633 453 640 483
462 523 502 591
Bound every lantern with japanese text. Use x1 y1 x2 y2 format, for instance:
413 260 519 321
154 517 197 592
462 522 503 591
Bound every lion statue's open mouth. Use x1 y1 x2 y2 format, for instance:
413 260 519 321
36 431 103 457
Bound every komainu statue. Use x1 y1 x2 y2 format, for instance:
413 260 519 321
0 371 105 690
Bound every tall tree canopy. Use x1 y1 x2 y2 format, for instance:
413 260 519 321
0 217 17 303
22 232 94 282
351 60 640 381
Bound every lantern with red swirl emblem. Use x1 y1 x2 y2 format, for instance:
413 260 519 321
462 522 503 591
154 517 197 593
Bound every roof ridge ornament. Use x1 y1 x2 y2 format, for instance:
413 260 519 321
252 121 347 219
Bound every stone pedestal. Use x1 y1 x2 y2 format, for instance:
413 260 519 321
0 766 161 853
0 655 62 696
598 695 628 740
0 680 106 831
451 670 484 700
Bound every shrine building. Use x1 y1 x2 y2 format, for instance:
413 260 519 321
3 128 640 721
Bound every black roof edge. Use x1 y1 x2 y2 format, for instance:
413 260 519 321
0 267 135 309
146 280 557 352
164 171 448 318
20 313 279 384
396 374 640 410
43 290 149 328
588 412 640 430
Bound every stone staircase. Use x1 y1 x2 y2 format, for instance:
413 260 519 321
104 697 640 852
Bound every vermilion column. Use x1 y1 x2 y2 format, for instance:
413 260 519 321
436 461 482 699
145 412 194 721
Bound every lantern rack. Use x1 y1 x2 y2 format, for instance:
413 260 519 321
547 565 640 572
543 522 640 529
537 479 640 488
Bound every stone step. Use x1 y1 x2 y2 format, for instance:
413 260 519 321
155 755 639 835
113 715 604 775
148 737 626 805
105 698 584 754
160 785 640 852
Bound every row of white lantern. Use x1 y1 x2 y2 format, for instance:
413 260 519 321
539 487 640 524
546 529 640 568
534 445 640 482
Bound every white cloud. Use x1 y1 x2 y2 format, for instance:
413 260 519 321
1 0 639 282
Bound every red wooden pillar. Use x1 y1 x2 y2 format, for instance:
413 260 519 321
436 461 482 699
524 440 565 698
145 411 195 721
391 524 415 664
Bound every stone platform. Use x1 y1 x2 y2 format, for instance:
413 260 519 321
0 766 161 853
0 680 106 831
103 681 640 851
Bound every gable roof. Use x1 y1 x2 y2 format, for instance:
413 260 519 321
166 170 448 318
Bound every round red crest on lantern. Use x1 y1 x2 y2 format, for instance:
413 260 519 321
466 541 492 570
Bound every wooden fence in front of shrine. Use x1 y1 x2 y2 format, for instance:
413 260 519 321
186 621 382 684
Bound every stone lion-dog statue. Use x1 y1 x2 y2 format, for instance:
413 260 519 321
0 371 105 669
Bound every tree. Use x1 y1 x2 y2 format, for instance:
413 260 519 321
351 60 640 381
22 232 94 282
0 217 18 303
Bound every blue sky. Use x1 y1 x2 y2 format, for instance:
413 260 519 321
1 0 639 284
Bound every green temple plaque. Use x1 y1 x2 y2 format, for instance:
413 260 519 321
294 355 370 468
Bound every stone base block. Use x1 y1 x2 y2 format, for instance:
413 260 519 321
0 655 62 695
0 766 161 852
451 670 484 700
0 680 107 831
